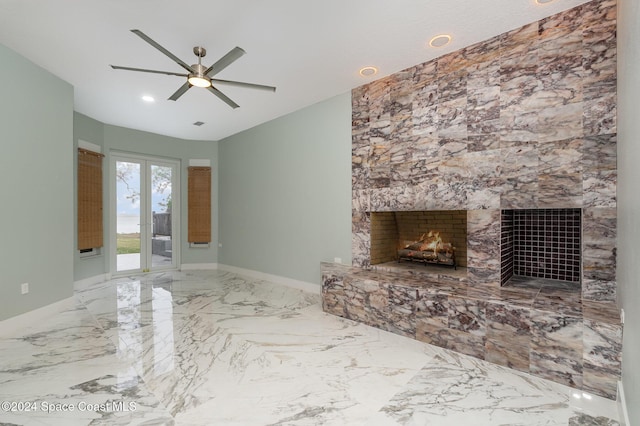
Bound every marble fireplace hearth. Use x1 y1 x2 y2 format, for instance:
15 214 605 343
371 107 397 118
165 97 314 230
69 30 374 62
329 0 621 401
321 261 622 399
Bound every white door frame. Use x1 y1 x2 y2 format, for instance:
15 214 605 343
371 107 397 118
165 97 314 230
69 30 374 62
109 151 181 275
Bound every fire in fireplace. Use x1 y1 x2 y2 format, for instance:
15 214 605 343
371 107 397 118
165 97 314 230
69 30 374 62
398 231 456 268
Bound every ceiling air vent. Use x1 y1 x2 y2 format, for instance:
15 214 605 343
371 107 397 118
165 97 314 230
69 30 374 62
193 121 205 126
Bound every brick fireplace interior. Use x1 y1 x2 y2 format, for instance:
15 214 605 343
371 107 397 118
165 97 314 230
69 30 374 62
370 210 467 268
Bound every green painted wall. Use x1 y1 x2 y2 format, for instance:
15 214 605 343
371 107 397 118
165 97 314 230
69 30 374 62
0 44 74 321
617 0 640 422
218 93 352 285
73 113 219 280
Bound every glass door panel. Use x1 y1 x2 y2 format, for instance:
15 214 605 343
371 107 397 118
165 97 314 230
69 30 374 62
151 164 174 268
116 160 142 272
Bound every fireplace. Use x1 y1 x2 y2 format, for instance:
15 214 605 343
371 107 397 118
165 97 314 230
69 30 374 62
370 211 467 268
501 208 581 288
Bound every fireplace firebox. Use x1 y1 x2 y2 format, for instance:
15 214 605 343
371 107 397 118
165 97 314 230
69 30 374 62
370 211 467 268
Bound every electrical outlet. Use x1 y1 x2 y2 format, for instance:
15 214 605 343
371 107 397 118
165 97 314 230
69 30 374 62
21 282 29 294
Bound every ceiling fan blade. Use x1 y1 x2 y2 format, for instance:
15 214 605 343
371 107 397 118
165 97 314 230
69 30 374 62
111 65 188 77
168 82 192 101
207 86 239 109
210 78 276 92
205 47 246 77
131 29 194 73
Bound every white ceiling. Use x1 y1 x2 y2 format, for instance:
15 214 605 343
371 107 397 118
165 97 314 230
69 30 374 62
0 0 591 141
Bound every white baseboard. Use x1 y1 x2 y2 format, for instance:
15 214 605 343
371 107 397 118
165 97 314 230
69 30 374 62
181 263 219 271
217 264 320 294
618 380 631 426
73 273 110 291
0 297 75 338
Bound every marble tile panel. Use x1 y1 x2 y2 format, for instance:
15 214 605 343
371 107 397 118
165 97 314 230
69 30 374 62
437 72 468 104
448 297 486 337
538 172 584 208
539 102 584 143
583 169 617 208
582 319 622 387
580 0 617 33
485 334 530 372
467 133 500 152
412 60 438 88
343 276 386 326
530 311 583 388
583 90 616 136
411 103 438 138
501 174 539 209
582 29 616 89
352 188 370 214
351 136 371 168
351 231 371 268
582 207 617 283
370 187 395 211
538 138 583 175
499 23 540 81
537 26 584 75
437 49 470 79
583 133 617 171
466 209 500 269
582 278 617 303
351 211 370 234
384 185 416 211
416 321 486 360
485 302 532 336
388 138 412 164
582 300 619 324
533 287 582 317
384 284 417 337
414 181 468 211
539 4 582 33
390 112 414 146
369 164 390 188
467 86 500 135
437 97 468 141
415 293 449 328
351 163 369 190
409 135 441 161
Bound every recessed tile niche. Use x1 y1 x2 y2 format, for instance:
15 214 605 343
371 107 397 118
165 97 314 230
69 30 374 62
501 209 581 288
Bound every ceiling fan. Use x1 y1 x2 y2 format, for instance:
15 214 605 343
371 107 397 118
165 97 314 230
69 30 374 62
110 29 276 109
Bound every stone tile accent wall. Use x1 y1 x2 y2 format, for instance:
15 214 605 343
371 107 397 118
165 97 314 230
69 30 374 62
326 0 621 400
351 0 618 303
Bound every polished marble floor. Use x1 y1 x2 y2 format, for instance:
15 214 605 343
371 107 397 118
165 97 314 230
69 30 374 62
0 270 621 425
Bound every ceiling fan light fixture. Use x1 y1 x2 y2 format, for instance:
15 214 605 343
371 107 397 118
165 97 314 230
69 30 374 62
188 75 212 88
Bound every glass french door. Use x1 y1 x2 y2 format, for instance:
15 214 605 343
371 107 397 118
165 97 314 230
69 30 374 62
111 153 180 273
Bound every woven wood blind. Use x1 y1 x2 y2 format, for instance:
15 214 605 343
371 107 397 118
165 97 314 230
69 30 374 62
77 148 105 250
188 166 211 243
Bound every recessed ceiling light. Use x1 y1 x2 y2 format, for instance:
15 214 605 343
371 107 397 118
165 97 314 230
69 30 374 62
142 95 155 102
535 0 555 3
359 66 378 77
429 34 452 48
